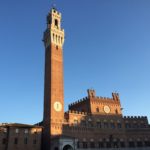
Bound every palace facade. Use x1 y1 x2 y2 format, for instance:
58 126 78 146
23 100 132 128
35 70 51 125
42 7 150 150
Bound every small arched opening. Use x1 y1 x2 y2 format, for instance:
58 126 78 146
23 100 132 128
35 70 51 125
63 144 73 150
55 19 58 28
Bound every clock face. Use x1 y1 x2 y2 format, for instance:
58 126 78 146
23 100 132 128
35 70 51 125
104 105 110 114
54 102 62 112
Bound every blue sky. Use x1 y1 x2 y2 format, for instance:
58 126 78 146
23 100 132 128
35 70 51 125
0 0 150 124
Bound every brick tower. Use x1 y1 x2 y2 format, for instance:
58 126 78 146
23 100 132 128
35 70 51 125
42 7 65 150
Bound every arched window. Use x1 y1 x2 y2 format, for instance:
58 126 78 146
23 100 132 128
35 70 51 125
98 141 104 148
129 139 135 147
24 137 28 144
115 109 118 114
137 140 143 147
53 34 55 41
90 142 95 148
110 122 115 129
55 19 58 27
2 138 6 144
83 142 87 148
96 107 99 112
74 117 78 126
56 35 57 42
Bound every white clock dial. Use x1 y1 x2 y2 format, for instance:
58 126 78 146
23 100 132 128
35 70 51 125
104 105 110 114
54 102 62 112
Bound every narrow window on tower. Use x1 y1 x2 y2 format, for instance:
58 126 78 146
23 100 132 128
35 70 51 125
58 36 60 44
55 19 58 28
61 37 63 44
56 45 58 50
56 35 58 43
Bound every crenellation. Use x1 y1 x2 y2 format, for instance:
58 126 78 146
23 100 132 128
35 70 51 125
69 97 88 107
124 116 147 120
67 110 87 115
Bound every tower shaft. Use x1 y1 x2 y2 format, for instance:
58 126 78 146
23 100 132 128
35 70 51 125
42 8 65 150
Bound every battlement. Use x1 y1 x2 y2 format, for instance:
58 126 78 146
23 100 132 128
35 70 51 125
69 91 120 109
93 92 120 102
51 8 61 16
95 96 113 101
69 97 88 107
88 89 119 101
123 116 147 119
68 110 87 115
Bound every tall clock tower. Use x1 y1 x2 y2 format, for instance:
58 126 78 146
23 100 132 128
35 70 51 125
42 7 65 150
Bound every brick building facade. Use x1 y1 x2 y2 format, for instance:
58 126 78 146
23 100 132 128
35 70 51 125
42 7 150 150
0 6 150 150
0 123 42 150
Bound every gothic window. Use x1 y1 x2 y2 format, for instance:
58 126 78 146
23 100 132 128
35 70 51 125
24 129 28 134
83 142 87 148
24 137 28 144
53 33 55 41
96 122 101 128
120 142 125 147
56 35 57 42
74 119 78 126
110 123 115 129
3 128 7 133
117 123 122 128
133 123 139 128
88 121 93 127
77 141 80 148
54 19 58 28
33 139 37 144
129 141 135 147
14 138 18 144
15 128 19 133
90 142 95 148
96 107 99 112
137 141 143 147
2 138 6 144
115 109 118 114
56 45 58 50
113 142 119 148
104 122 109 128
81 120 86 126
125 123 131 128
58 36 60 43
145 141 150 147
106 142 111 148
61 37 63 44
33 129 37 134
140 123 146 128
98 142 104 148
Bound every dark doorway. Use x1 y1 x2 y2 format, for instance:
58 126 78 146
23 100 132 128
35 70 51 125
63 145 73 150
54 147 59 150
